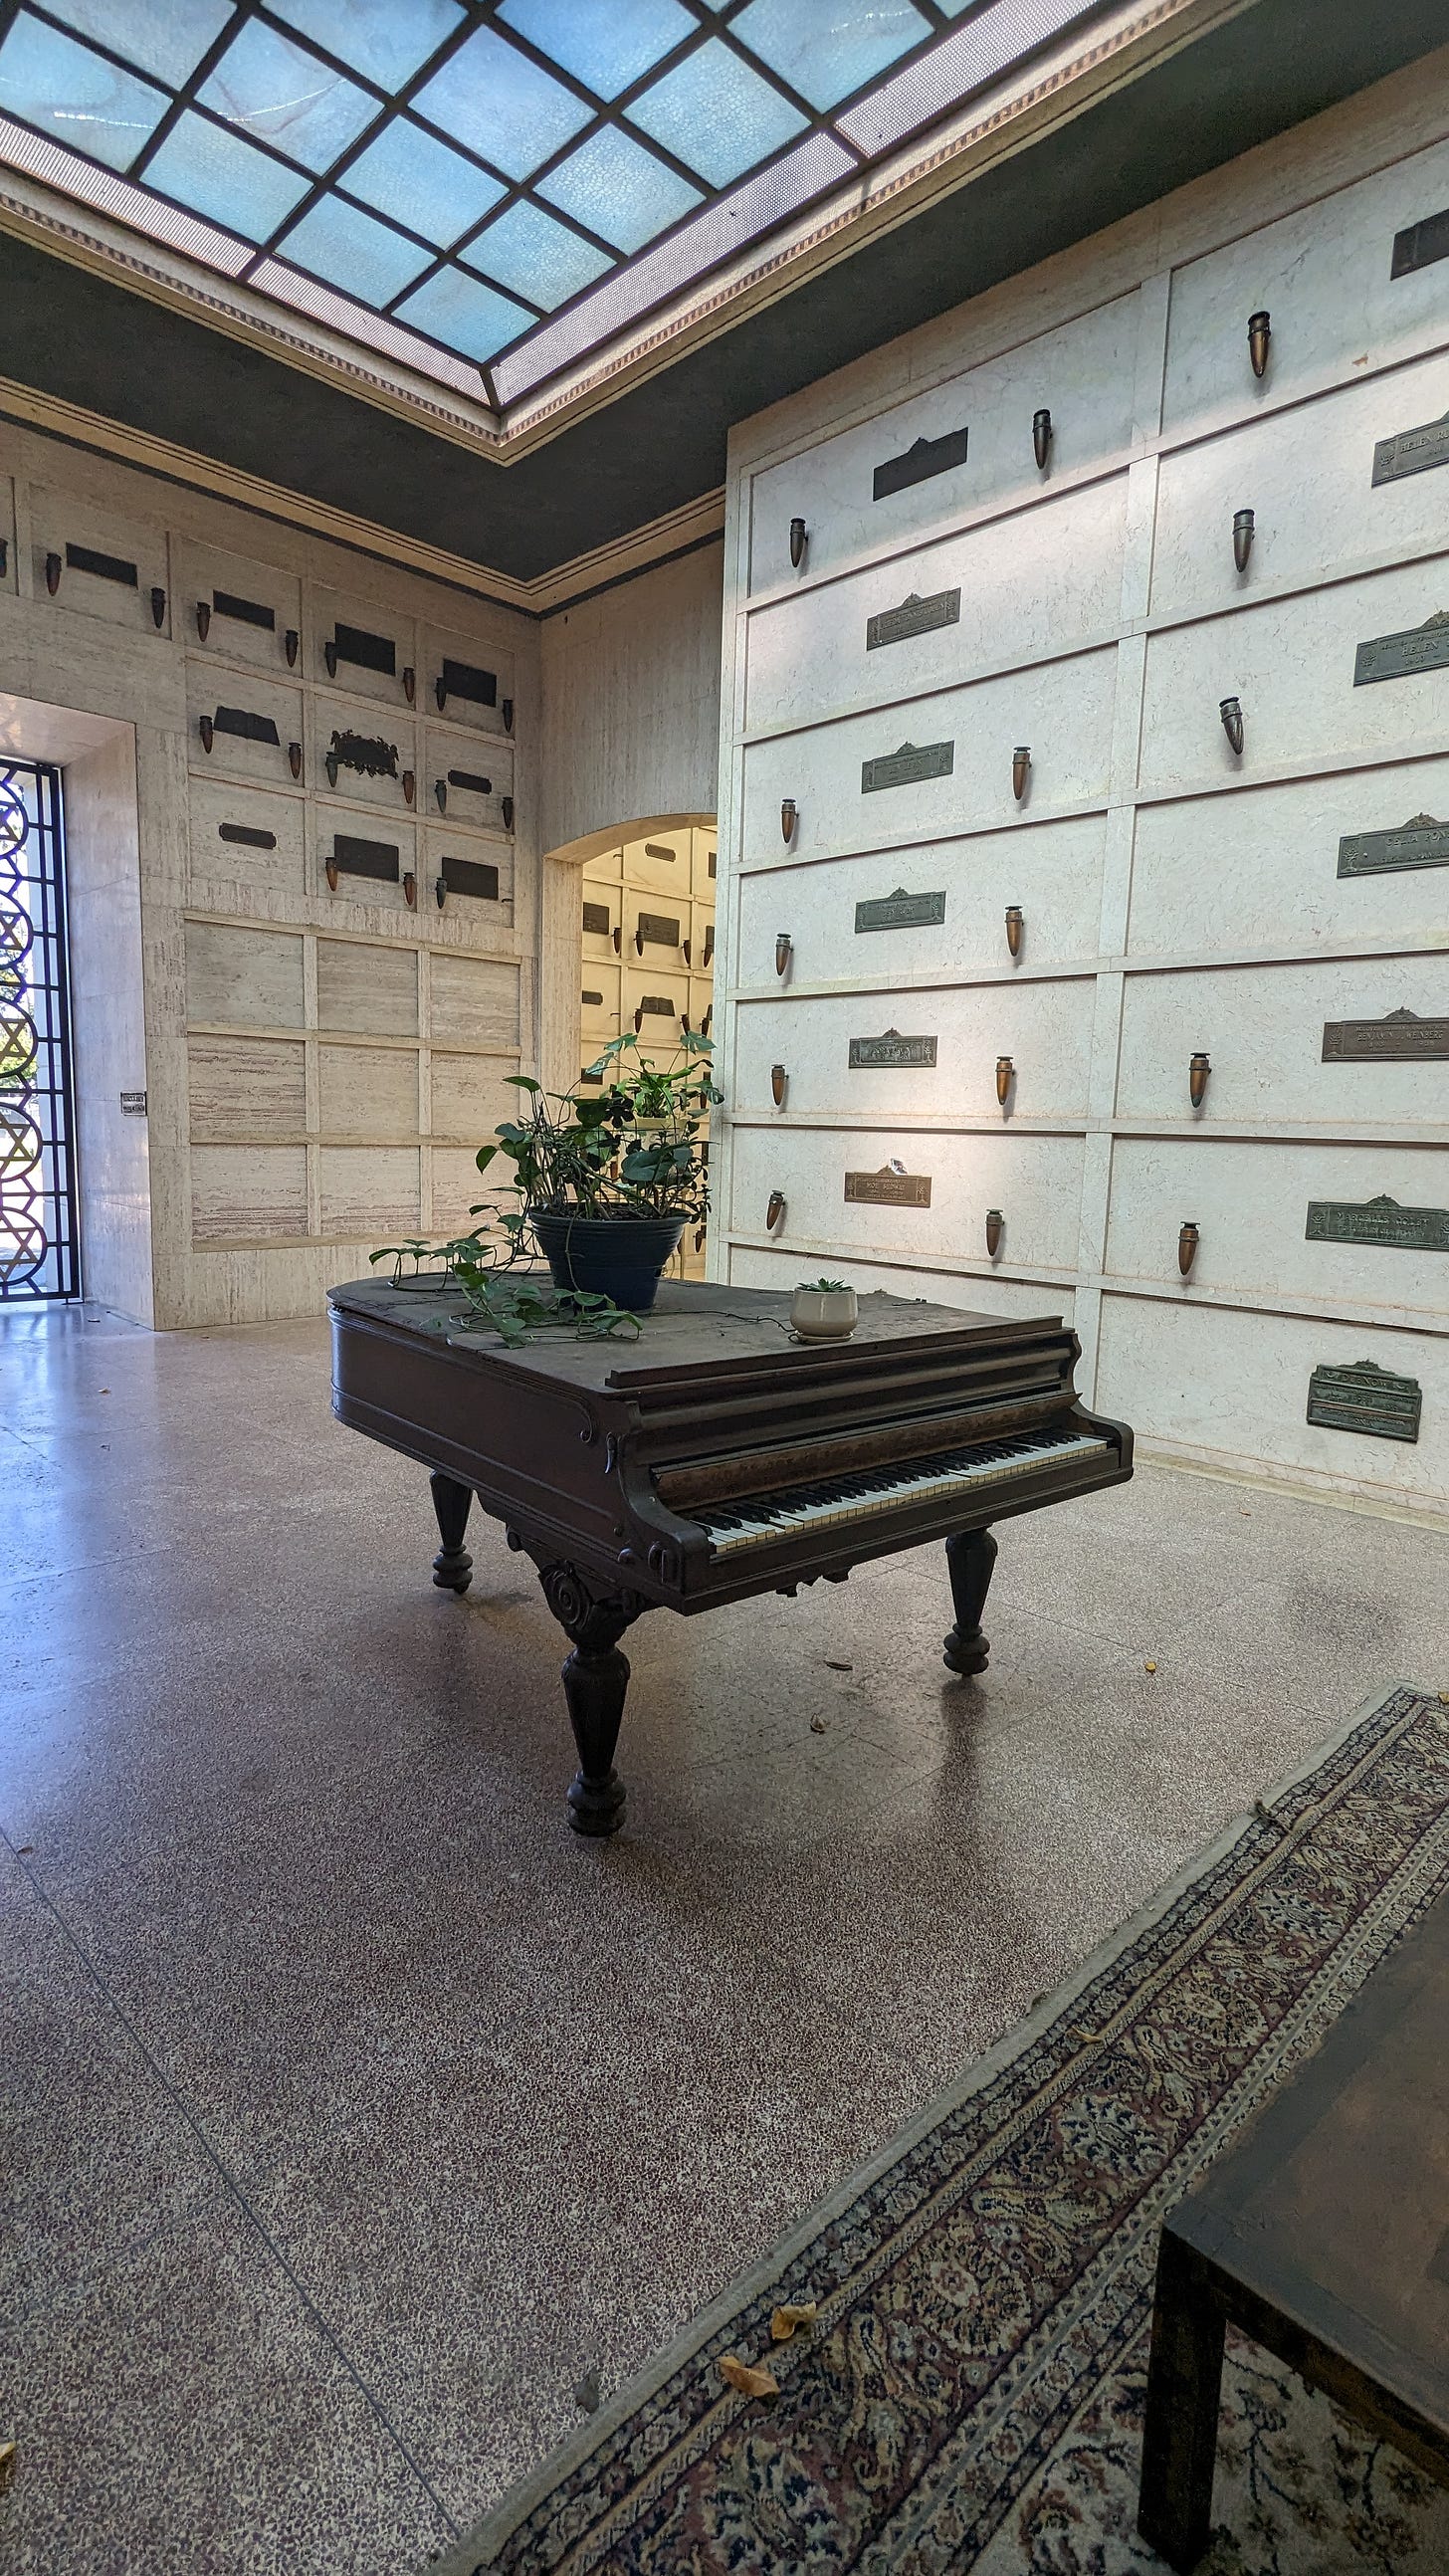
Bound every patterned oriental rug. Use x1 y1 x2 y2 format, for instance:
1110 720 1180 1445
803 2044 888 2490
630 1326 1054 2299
438 1682 1449 2576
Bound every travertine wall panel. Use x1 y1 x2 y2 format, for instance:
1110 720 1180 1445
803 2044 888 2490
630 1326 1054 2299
185 922 306 1031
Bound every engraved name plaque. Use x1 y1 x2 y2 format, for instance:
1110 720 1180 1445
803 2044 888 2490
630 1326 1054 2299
1372 411 1449 486
1306 1358 1421 1443
212 588 276 630
581 901 610 936
1338 812 1449 878
873 427 968 503
1353 608 1449 687
331 621 396 676
866 588 961 651
845 1165 932 1207
1322 1006 1449 1062
438 854 500 903
636 911 680 947
854 885 947 933
1391 206 1449 278
1306 1193 1449 1251
861 739 954 794
848 1028 938 1069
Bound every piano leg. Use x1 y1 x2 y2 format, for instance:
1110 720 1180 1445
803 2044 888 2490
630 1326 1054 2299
534 1561 649 1837
430 1470 474 1592
943 1526 997 1675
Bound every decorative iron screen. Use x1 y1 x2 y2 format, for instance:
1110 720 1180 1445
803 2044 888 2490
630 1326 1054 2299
1 760 79 1300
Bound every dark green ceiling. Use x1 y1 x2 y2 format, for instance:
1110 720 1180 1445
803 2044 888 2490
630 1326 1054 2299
0 0 1444 597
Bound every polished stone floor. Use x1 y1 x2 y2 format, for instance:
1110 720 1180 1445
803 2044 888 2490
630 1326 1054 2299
3 1304 1448 2575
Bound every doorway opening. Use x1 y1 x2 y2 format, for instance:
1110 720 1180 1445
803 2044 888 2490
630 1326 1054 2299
1 758 80 1302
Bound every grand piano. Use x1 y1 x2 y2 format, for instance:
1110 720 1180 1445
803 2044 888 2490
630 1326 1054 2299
329 1276 1133 1833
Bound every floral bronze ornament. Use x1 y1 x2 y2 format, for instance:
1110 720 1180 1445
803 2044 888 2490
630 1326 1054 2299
1004 905 1024 959
995 1054 1014 1107
789 517 807 569
1248 309 1271 378
1012 746 1031 802
985 1207 1003 1258
326 729 399 792
1189 1050 1211 1108
780 795 797 846
1032 408 1052 471
765 1190 786 1231
1178 1220 1200 1277
195 599 211 641
1233 508 1256 572
770 1063 787 1107
775 931 793 978
1219 695 1244 755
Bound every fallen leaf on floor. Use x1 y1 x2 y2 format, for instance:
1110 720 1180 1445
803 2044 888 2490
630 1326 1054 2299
825 1659 853 1672
100 1388 109 1395
809 1717 827 1734
770 2302 818 2342
720 2355 778 2399
1143 1660 1157 1673
572 2367 601 2414
16 1845 32 1855
1440 1690 1449 1706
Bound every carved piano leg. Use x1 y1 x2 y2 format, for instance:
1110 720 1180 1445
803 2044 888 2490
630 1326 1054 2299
534 1561 648 1836
943 1526 997 1675
430 1470 474 1592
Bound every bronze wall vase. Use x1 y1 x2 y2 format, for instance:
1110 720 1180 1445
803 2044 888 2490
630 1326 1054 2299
789 517 806 569
1004 905 1024 958
1189 1051 1211 1108
1219 697 1244 754
995 1055 1015 1107
1247 310 1271 377
1177 1221 1199 1277
1033 408 1052 471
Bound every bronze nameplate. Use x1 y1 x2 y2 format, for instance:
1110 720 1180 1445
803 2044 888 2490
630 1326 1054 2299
1338 811 1449 878
848 1028 937 1069
212 588 275 631
1353 609 1449 686
861 739 954 793
218 821 276 849
332 621 395 677
636 911 680 947
1391 206 1449 278
581 901 610 936
637 993 674 1016
332 835 398 883
1372 410 1449 486
1306 1193 1449 1251
1322 1007 1449 1062
438 855 499 903
855 886 947 933
1306 1358 1421 1443
845 1166 932 1207
866 588 960 651
873 427 968 502
438 656 496 707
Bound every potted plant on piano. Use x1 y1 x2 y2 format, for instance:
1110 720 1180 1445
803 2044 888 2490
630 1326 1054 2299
475 1029 721 1314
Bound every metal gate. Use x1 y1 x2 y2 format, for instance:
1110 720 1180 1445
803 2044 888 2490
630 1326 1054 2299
0 760 80 1301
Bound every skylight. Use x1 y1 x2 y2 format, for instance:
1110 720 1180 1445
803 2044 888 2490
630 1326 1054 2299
0 0 1109 410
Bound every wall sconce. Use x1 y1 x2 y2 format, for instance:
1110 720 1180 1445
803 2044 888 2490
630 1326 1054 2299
402 871 417 910
985 1207 1003 1258
1219 695 1244 755
402 666 416 706
775 932 793 978
766 1190 786 1231
1248 309 1271 378
781 796 798 845
286 629 299 667
44 551 61 594
1178 1220 1199 1277
1004 905 1024 960
1189 1051 1211 1109
771 1064 787 1106
1032 408 1052 471
149 586 166 630
995 1055 1015 1107
195 600 211 641
1012 746 1031 802
1232 508 1256 572
789 517 807 569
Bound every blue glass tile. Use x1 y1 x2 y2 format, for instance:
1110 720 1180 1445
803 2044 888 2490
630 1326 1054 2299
343 116 504 246
412 26 589 183
497 0 694 101
626 39 806 187
41 0 233 88
464 199 611 311
267 0 464 96
144 108 310 236
396 263 534 361
731 0 929 110
0 12 167 171
537 124 701 255
277 193 431 305
198 18 376 172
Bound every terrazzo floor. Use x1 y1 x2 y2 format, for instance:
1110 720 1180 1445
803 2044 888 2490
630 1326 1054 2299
3 1302 1449 2575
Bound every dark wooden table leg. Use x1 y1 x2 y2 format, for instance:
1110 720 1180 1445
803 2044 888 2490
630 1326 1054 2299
533 1560 648 1836
429 1470 474 1592
943 1526 996 1673
1138 2229 1226 2573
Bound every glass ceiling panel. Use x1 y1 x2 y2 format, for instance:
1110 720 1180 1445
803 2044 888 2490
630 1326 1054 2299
395 263 534 364
536 123 702 257
625 38 809 190
731 0 932 113
145 107 310 239
41 0 235 89
464 199 612 313
0 13 166 172
268 0 464 95
197 17 377 172
412 24 591 183
496 0 696 101
278 190 432 306
342 116 505 248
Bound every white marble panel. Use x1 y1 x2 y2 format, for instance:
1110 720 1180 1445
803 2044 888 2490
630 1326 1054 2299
28 485 169 636
726 1123 1084 1270
1161 130 1449 443
1152 348 1449 621
1138 561 1449 794
580 882 619 963
747 293 1138 590
1127 757 1449 959
1095 1292 1449 1504
1116 954 1449 1125
744 474 1128 731
623 960 689 1042
580 962 621 1048
176 539 301 674
308 584 416 710
738 815 1107 985
732 977 1095 1123
726 1238 1076 1326
691 826 719 898
185 666 304 790
186 777 304 898
741 647 1118 863
1105 1135 1449 1315
422 622 515 736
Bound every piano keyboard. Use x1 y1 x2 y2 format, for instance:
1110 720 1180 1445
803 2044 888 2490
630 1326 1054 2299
693 1424 1110 1556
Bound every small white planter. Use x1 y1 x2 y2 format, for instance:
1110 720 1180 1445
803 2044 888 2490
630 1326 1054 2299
790 1285 858 1341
